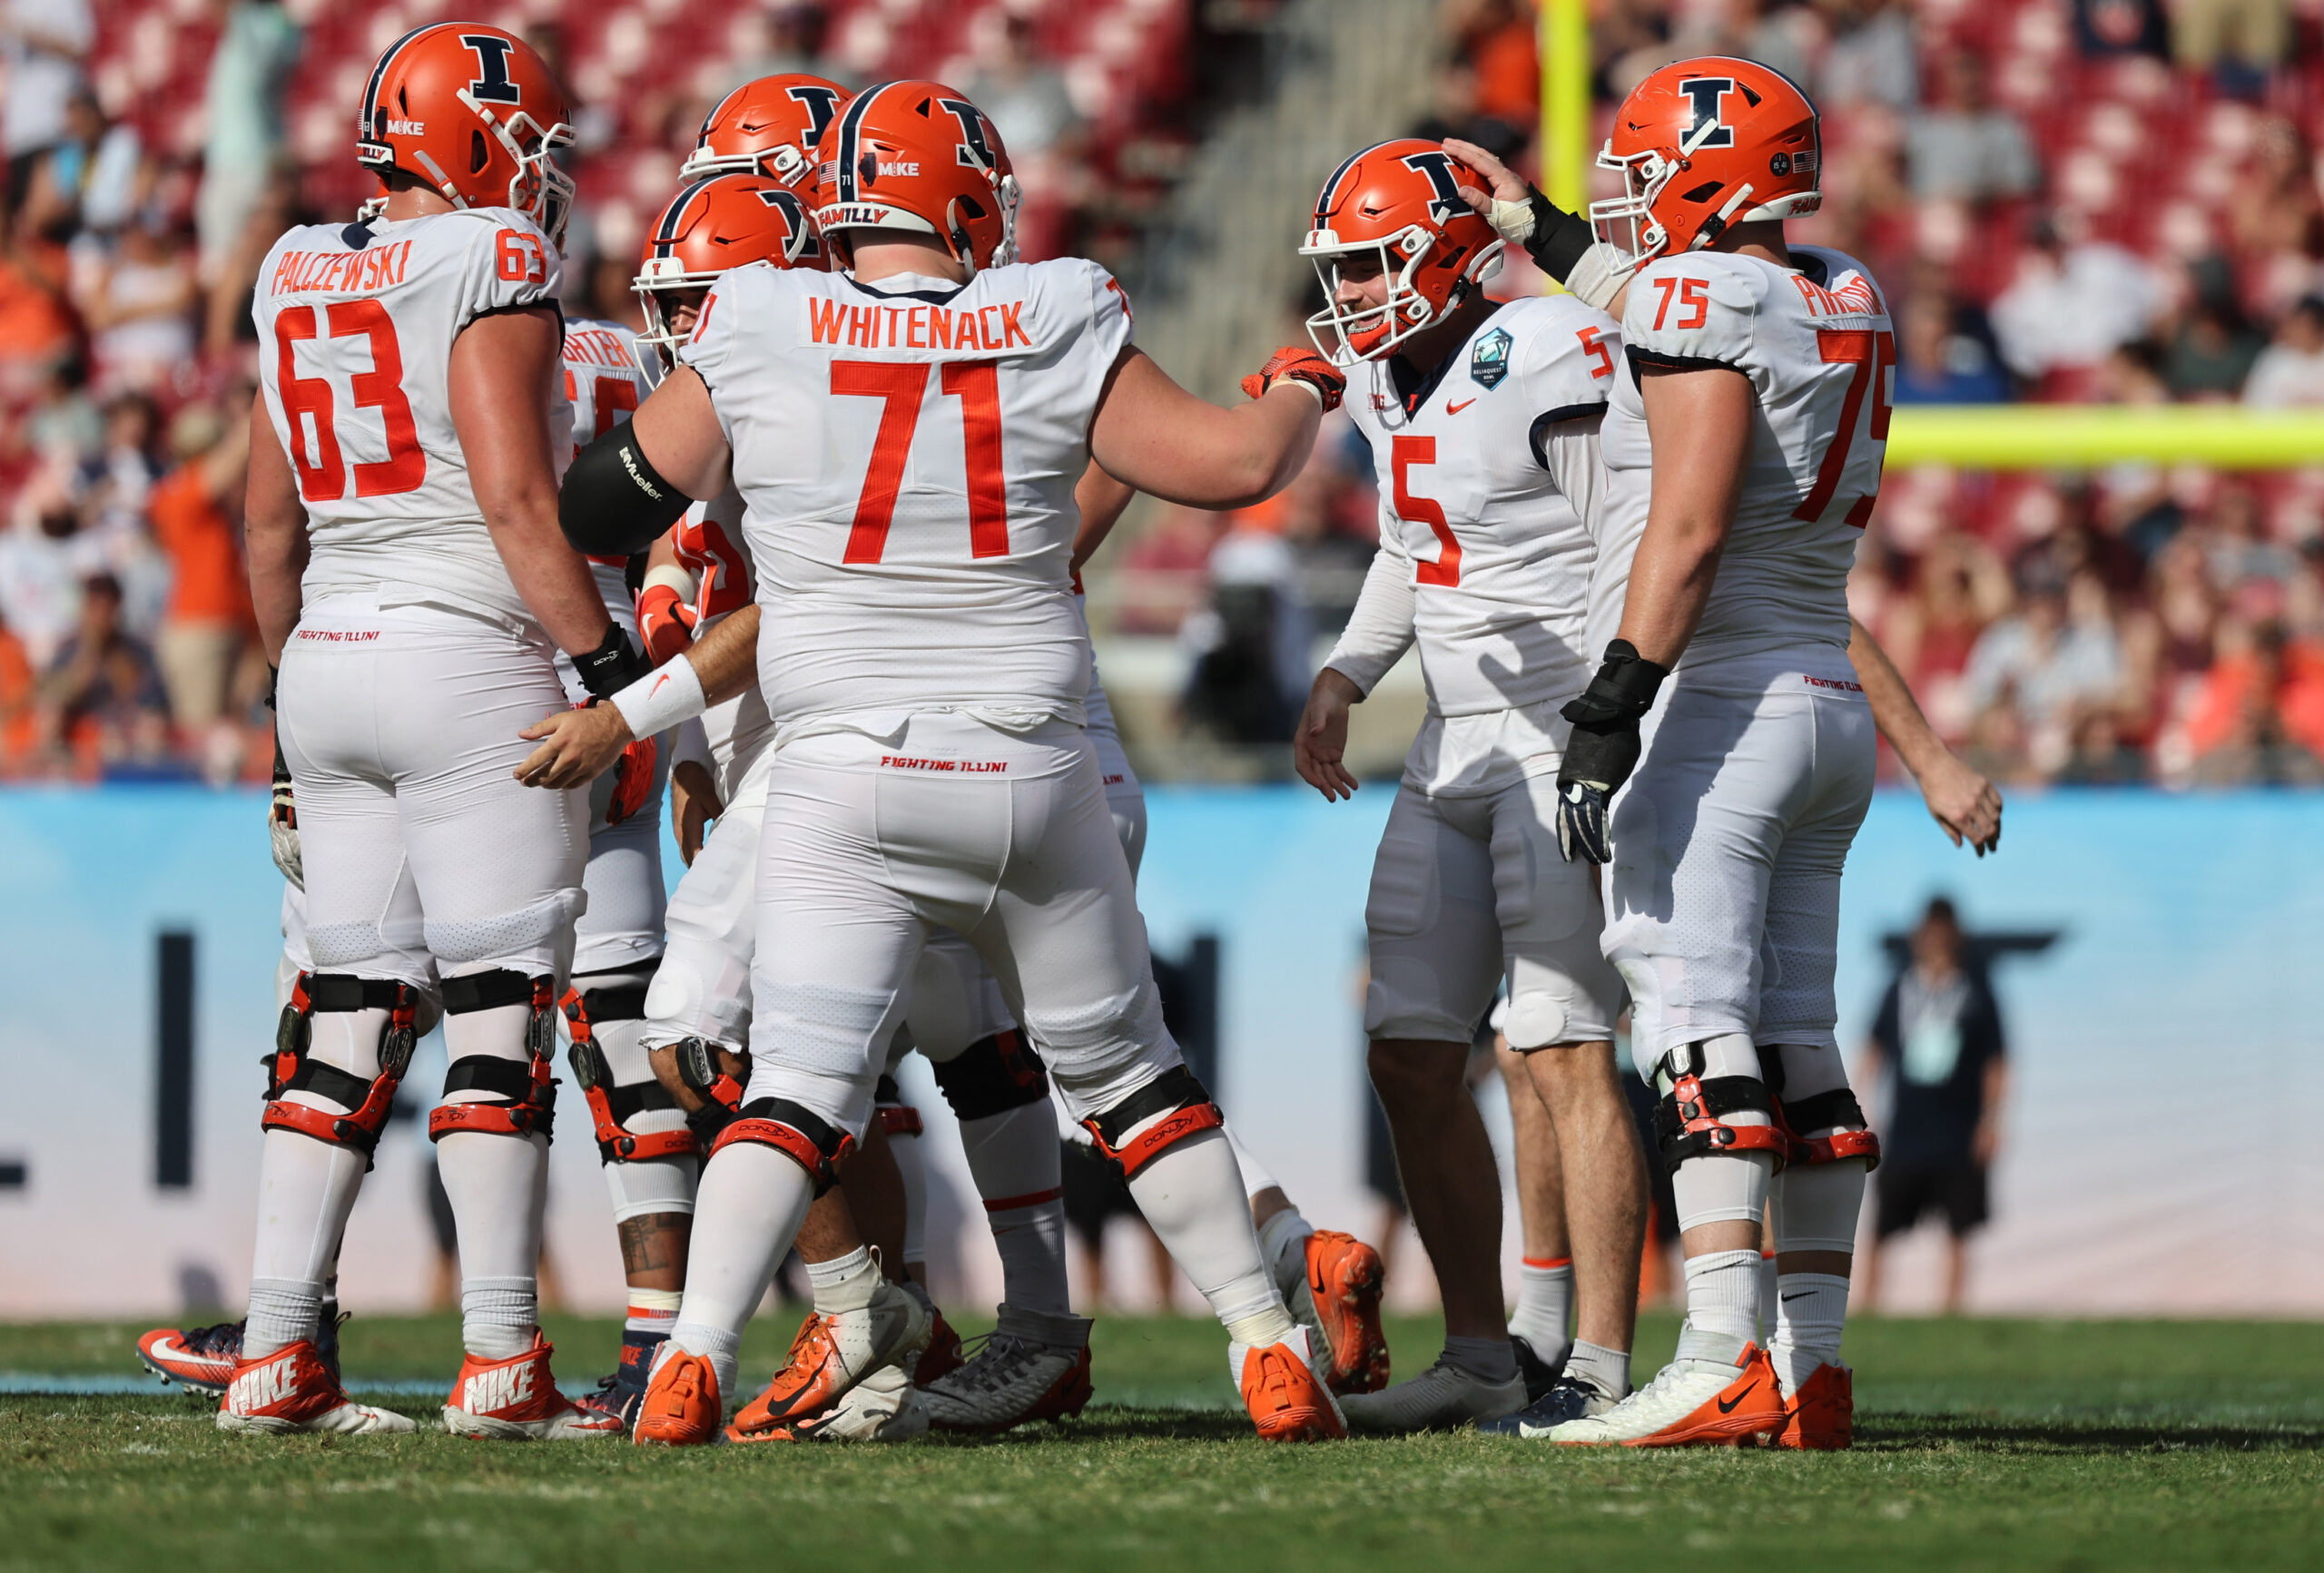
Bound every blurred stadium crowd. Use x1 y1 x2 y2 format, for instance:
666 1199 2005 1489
5 0 2324 787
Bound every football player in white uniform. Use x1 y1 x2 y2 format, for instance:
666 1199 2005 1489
546 81 1345 1444
222 24 636 1439
548 308 690 1424
1286 141 1648 1434
1451 58 1893 1448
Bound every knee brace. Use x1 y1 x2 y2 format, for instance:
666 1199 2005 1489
1651 1040 1788 1172
1757 1044 1881 1171
708 1096 856 1194
872 1073 923 1137
564 978 696 1165
931 1028 1050 1123
672 1036 751 1147
1079 1066 1223 1180
261 973 419 1166
427 971 558 1143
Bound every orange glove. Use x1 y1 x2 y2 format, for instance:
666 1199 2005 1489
606 733 660 826
636 582 697 665
1240 345 1345 413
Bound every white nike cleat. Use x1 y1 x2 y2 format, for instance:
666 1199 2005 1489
1337 1354 1525 1434
1545 1336 1783 1448
799 1362 931 1443
216 1342 414 1436
727 1281 931 1440
923 1303 1095 1433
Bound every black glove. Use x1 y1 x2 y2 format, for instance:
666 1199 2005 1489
571 624 648 703
1555 640 1669 865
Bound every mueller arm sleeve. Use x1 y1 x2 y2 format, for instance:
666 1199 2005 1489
561 419 694 557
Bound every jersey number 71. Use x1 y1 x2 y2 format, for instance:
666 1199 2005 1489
832 359 1009 564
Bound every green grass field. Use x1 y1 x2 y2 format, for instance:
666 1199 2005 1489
4 1312 2319 1570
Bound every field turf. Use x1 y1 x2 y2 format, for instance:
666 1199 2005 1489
3 1312 2319 1570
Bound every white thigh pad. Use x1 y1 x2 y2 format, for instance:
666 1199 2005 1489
425 888 584 970
751 979 903 1082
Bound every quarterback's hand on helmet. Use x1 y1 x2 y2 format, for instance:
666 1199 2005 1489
1554 640 1669 864
1439 138 1531 236
269 727 302 890
1294 668 1364 802
1241 346 1344 412
515 702 635 791
604 733 659 826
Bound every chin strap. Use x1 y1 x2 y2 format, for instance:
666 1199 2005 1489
261 975 420 1167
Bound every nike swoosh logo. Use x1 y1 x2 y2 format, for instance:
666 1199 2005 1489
1781 1291 1813 1303
1716 1381 1759 1414
649 673 671 694
1446 398 1476 414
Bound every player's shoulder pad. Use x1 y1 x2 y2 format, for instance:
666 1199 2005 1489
1497 294 1621 398
1623 251 1767 365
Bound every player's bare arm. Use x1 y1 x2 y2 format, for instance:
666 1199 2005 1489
1088 345 1328 509
448 305 614 657
243 402 309 665
515 603 761 789
1071 459 1137 574
1849 615 2002 855
1619 366 1754 666
1440 136 1637 318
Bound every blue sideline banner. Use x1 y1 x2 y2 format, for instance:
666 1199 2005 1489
0 786 2318 1318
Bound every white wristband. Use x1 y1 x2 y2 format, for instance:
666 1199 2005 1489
610 653 707 739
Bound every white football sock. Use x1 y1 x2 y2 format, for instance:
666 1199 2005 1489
1771 1155 1870 1254
1508 1255 1574 1362
1680 1249 1763 1356
586 992 697 1223
459 1277 537 1362
673 1140 817 1399
960 1101 1070 1313
243 1003 387 1359
891 1129 928 1271
1770 1273 1851 1394
625 1287 682 1341
435 998 550 1359
1564 1339 1630 1401
1223 1119 1281 1199
1123 1124 1294 1346
1255 1204 1315 1305
807 1245 879 1313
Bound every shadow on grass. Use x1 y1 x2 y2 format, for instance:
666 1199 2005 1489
1856 1415 2324 1453
918 1407 1256 1446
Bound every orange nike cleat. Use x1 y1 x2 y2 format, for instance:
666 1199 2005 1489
1548 1342 1785 1448
1234 1328 1346 1443
1775 1361 1854 1450
634 1348 724 1446
215 1341 413 1436
729 1284 929 1440
1302 1230 1390 1395
443 1335 623 1440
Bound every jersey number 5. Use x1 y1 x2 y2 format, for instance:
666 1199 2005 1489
1792 328 1894 527
273 302 427 502
832 359 1009 564
1393 436 1460 587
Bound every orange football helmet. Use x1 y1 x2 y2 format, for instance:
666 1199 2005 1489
1592 56 1821 264
356 23 576 242
1300 139 1502 365
680 74 853 191
633 173 824 367
813 81 1019 273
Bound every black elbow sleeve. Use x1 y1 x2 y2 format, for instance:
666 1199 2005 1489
560 420 694 557
1523 186 1598 284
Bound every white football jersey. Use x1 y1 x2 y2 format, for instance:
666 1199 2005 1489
673 486 776 798
252 206 562 626
1324 297 1619 793
560 316 660 618
1592 244 1891 667
679 258 1134 732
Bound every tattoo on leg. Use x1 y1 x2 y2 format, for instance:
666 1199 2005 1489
619 1213 691 1277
